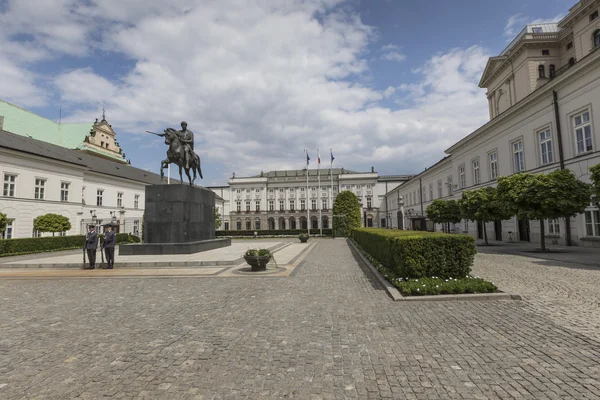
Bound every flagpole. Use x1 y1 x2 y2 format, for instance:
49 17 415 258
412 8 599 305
305 149 310 236
318 148 322 236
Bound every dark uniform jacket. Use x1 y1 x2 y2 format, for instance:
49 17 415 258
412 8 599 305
85 231 99 250
103 230 116 248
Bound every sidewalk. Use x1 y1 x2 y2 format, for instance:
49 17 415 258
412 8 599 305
475 240 600 267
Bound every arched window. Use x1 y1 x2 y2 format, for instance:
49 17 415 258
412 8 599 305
594 30 600 48
549 64 556 78
538 64 546 78
569 57 576 66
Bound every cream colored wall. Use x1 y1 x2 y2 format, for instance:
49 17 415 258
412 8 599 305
572 5 600 59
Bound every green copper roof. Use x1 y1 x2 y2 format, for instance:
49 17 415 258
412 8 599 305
0 100 92 149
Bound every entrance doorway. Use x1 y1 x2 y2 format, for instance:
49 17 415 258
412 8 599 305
518 219 530 241
494 220 502 241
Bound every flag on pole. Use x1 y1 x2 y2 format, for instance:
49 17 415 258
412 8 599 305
330 150 335 165
306 150 310 166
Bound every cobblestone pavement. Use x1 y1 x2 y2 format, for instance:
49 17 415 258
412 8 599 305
472 251 600 343
1 241 600 399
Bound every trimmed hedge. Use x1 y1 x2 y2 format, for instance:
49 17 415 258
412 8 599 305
0 233 141 257
216 229 332 237
351 228 476 279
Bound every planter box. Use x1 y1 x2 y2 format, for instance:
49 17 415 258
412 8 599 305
243 255 270 271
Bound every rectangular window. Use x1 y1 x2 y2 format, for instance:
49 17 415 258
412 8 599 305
133 220 140 236
437 180 442 198
289 200 295 211
311 187 316 192
255 201 260 211
311 199 317 210
512 140 524 173
447 177 453 196
322 199 327 210
3 174 16 197
236 201 241 212
459 165 466 188
269 200 274 211
547 219 560 235
246 221 251 230
279 200 284 211
538 129 553 165
590 10 598 21
367 198 372 208
573 111 593 154
236 189 241 194
255 220 261 230
245 201 251 212
256 188 260 193
300 187 305 192
32 229 41 238
35 178 46 200
1 219 13 239
117 192 123 207
429 183 433 201
472 159 480 185
236 221 242 230
585 197 600 237
269 188 274 193
566 42 573 50
532 27 543 33
60 182 70 202
542 49 550 55
489 152 498 180
134 195 140 209
300 199 306 210
96 189 103 206
224 222 229 230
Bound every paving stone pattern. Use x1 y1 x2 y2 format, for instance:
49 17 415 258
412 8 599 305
1 241 600 399
472 251 600 343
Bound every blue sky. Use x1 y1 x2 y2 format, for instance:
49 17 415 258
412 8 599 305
0 0 572 185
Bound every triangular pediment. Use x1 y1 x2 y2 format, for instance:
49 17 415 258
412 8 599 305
479 56 507 88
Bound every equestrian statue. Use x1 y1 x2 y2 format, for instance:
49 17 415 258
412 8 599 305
148 121 203 186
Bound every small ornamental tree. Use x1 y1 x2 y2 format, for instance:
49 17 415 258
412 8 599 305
458 187 512 245
426 199 462 233
215 207 222 230
332 190 361 237
497 170 590 251
0 212 7 235
591 163 600 197
33 213 72 236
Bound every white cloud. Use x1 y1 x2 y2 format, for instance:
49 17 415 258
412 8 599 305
381 51 406 62
504 13 565 37
1 0 491 182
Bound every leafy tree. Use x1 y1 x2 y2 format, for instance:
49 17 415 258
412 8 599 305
497 170 590 251
332 190 361 237
0 212 7 235
33 214 72 236
591 163 600 197
458 187 512 245
426 199 462 233
215 207 222 230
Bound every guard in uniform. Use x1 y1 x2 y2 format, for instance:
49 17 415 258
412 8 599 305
102 224 116 269
84 225 99 269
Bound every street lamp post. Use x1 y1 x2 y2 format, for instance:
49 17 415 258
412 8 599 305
397 194 404 230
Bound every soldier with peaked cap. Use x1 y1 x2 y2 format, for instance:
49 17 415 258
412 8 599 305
84 225 99 269
102 224 116 269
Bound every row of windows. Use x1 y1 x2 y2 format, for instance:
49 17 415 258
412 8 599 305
236 198 338 212
232 216 334 231
2 174 141 209
236 186 342 194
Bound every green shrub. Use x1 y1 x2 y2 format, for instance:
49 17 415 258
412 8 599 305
216 229 332 237
394 277 497 296
351 228 476 279
0 233 141 257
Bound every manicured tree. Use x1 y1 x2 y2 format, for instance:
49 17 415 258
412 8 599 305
332 190 361 237
426 199 462 233
215 207 222 230
0 212 7 235
497 171 590 251
591 163 600 196
33 213 72 237
459 187 512 245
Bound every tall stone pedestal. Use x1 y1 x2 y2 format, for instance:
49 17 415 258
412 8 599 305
119 184 230 255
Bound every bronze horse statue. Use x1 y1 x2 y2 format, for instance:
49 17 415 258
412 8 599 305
159 128 203 186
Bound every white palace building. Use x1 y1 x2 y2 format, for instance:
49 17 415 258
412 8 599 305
385 0 600 247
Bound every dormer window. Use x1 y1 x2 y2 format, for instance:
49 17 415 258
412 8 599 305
590 10 598 21
538 65 546 78
532 27 543 33
542 49 550 55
